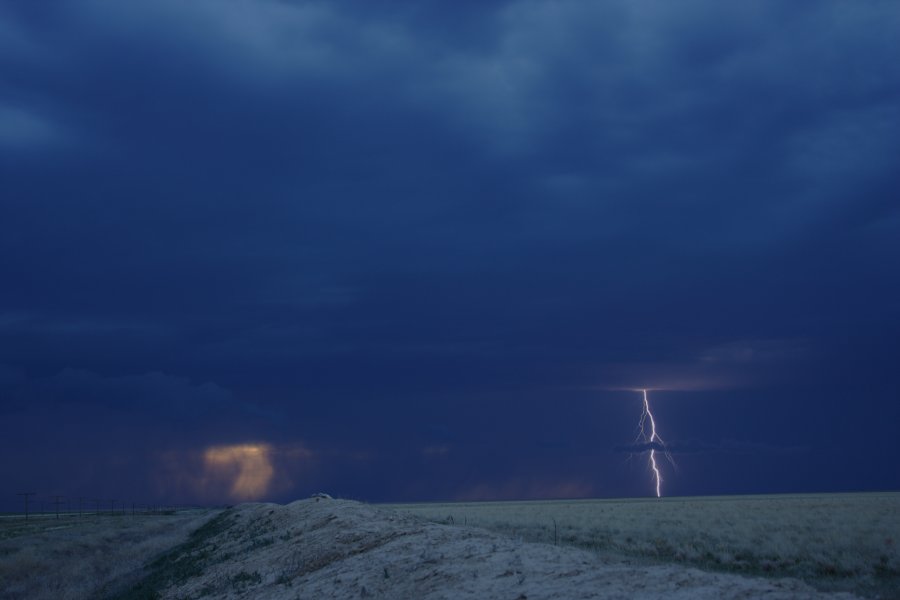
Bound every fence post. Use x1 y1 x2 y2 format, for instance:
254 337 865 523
16 493 35 521
51 495 64 520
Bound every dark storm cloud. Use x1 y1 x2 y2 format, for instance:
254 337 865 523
1 0 899 504
2 367 249 418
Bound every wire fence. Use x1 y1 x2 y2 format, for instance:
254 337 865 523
9 493 192 520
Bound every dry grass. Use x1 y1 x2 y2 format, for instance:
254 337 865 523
388 492 900 598
2 494 895 599
115 499 854 600
0 511 219 600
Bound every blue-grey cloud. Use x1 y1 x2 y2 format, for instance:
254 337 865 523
2 367 266 420
0 0 898 503
0 104 63 148
1 0 896 382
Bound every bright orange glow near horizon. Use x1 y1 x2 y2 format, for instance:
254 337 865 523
203 443 275 501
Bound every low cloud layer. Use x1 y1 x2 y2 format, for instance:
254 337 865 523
614 439 807 456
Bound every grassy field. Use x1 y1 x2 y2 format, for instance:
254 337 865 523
388 492 900 598
0 510 218 600
2 494 897 599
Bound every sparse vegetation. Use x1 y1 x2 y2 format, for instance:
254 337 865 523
389 492 900 597
248 535 275 550
231 569 262 589
108 510 236 600
4 494 896 599
0 511 218 600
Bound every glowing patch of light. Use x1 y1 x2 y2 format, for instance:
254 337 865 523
203 443 274 501
636 389 674 498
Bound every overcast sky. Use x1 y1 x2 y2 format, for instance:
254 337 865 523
2 0 899 509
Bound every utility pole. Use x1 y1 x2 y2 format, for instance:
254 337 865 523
16 493 35 520
94 498 101 516
77 497 84 518
51 495 65 520
109 499 115 516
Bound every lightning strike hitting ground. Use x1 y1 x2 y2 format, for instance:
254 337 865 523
636 389 674 497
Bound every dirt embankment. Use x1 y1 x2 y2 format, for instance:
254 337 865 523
115 498 862 599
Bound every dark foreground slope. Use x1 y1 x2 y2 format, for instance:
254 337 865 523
0 510 216 600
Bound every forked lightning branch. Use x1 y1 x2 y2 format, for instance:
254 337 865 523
636 389 675 497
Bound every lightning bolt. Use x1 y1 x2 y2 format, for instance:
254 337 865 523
636 389 674 497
